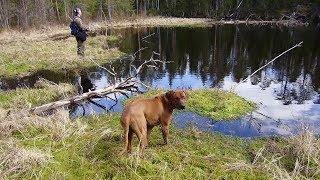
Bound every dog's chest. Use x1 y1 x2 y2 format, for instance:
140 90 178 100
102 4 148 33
145 114 160 126
145 111 171 126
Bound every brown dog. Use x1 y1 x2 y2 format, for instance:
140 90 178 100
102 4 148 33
120 90 188 156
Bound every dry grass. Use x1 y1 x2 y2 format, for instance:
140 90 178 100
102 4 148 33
0 139 52 178
225 129 320 179
0 108 69 138
0 109 72 177
0 106 116 178
291 130 320 178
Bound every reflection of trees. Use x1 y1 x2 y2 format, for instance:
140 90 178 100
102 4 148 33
113 25 320 103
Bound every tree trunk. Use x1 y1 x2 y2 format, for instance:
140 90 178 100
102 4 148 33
136 0 139 15
0 0 10 28
19 0 29 30
64 0 68 20
97 0 103 20
143 0 147 16
55 0 60 22
107 0 112 21
157 0 159 11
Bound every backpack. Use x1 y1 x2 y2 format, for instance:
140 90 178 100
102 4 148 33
70 20 79 36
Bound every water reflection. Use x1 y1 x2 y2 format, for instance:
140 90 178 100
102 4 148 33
98 25 320 136
117 25 320 95
173 112 302 138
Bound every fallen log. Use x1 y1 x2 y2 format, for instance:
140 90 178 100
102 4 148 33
28 77 137 115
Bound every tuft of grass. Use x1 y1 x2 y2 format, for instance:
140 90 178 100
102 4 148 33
106 35 120 42
187 89 256 120
0 35 125 78
124 89 256 120
228 133 320 179
0 140 52 178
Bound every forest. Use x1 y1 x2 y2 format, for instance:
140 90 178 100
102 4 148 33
1 0 320 30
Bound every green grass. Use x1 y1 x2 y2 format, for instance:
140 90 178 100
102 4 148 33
10 113 319 179
2 109 319 179
106 35 120 42
0 35 126 78
11 114 269 179
124 89 256 120
187 89 256 120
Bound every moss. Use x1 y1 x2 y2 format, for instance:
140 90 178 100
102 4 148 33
106 35 120 42
188 89 256 120
124 89 256 120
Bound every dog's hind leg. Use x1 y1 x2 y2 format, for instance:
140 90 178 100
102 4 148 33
127 129 133 153
138 128 148 158
146 126 153 146
119 125 129 155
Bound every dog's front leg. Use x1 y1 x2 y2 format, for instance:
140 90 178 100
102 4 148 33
147 126 153 146
161 125 169 145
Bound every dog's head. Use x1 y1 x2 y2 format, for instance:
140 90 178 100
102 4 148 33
165 90 189 110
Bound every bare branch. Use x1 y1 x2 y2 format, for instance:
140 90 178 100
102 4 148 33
141 33 155 40
88 57 116 76
240 41 303 84
133 47 148 58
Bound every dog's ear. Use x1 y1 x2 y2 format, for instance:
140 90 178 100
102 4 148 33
165 90 175 100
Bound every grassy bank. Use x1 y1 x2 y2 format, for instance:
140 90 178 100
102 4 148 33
0 35 125 78
1 111 319 179
124 89 255 120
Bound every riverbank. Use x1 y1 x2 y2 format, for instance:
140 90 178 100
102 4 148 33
1 108 319 179
0 17 308 44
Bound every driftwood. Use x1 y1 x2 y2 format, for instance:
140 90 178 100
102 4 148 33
29 49 164 115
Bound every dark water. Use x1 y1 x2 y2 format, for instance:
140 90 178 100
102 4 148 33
1 25 320 137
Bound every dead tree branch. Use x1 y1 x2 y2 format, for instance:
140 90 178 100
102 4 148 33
28 77 137 115
240 41 303 84
88 57 116 76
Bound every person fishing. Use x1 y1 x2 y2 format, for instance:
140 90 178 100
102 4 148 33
70 8 89 56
